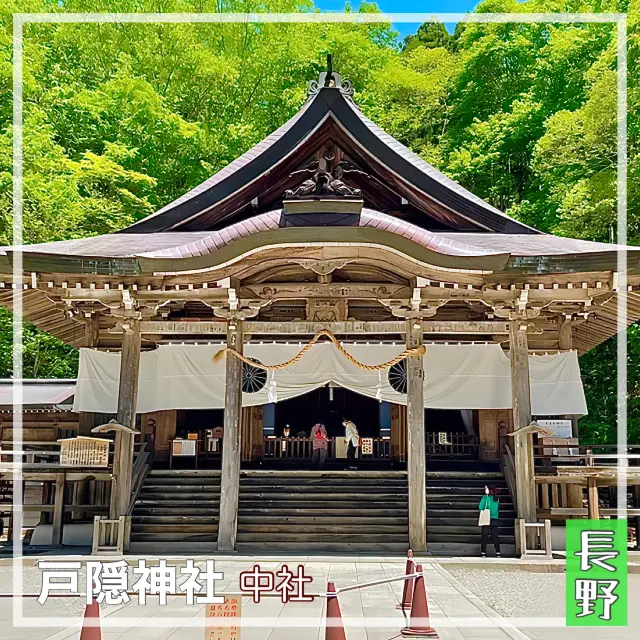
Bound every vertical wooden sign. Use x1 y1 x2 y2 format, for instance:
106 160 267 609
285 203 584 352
205 596 242 640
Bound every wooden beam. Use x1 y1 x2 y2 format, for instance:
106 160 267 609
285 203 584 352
60 288 227 304
406 318 427 552
217 319 244 551
240 283 411 300
558 317 573 350
51 472 65 547
510 320 537 524
139 319 511 335
111 318 141 519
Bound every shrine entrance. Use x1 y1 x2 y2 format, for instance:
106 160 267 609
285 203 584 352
273 385 380 439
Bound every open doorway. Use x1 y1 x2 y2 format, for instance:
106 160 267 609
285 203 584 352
275 385 380 438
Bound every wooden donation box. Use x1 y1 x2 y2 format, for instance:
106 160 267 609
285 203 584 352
59 436 110 467
206 596 242 640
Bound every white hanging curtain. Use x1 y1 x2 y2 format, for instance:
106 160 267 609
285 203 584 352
73 342 587 416
460 409 475 436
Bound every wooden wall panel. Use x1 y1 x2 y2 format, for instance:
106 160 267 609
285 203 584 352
141 410 177 455
390 403 407 462
478 408 513 460
0 411 78 442
241 406 264 462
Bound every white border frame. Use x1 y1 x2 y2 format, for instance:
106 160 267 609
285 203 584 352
11 10 628 631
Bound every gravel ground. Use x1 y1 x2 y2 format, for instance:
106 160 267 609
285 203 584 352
442 565 640 640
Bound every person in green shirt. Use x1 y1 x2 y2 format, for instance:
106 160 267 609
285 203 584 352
478 485 501 557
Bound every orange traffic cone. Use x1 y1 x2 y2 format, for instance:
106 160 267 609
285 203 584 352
79 598 102 640
325 581 347 640
401 564 438 638
397 549 415 611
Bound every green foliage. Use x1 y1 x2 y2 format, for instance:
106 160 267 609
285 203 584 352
0 0 637 442
0 309 78 378
403 23 453 53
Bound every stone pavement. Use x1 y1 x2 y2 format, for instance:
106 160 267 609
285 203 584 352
0 554 637 639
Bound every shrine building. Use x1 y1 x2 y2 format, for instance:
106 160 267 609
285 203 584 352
1 65 640 556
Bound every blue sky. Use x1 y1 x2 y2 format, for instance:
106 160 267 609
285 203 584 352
314 1 480 40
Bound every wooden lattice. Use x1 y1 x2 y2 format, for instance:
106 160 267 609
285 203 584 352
59 436 110 467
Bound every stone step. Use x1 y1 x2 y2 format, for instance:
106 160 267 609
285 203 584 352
129 541 218 554
144 477 221 486
236 532 408 543
427 516 516 527
235 542 408 553
149 470 221 477
130 532 217 543
238 507 408 516
141 485 221 494
238 515 408 525
426 542 516 557
427 524 514 536
238 485 408 493
426 508 516 517
136 498 221 506
240 479 408 487
239 523 407 534
428 532 516 544
238 501 406 511
132 524 218 534
134 506 221 515
132 515 219 524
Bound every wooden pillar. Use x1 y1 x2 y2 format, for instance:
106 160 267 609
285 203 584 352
217 318 244 551
52 472 65 547
587 478 600 519
110 318 141 519
509 320 536 523
558 316 579 437
406 318 427 552
567 483 584 509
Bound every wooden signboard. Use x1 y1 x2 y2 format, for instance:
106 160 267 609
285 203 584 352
360 437 373 455
59 436 109 467
205 597 242 640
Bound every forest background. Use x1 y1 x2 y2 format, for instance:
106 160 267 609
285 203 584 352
0 0 637 444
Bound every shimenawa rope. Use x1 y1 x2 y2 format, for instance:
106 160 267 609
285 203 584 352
212 329 426 371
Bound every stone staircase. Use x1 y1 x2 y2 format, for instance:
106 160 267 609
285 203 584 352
236 471 409 554
129 470 220 554
426 471 516 556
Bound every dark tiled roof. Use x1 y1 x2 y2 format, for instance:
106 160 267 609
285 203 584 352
2 209 636 265
122 84 538 235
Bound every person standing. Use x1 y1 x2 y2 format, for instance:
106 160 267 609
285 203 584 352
478 485 501 557
310 423 329 469
343 419 359 469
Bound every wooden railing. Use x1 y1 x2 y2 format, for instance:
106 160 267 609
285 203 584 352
425 433 479 458
262 437 390 460
128 441 151 516
502 444 518 514
534 444 640 470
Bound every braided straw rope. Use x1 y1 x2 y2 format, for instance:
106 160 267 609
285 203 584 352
212 329 426 371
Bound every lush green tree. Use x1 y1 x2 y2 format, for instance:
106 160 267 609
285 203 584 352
403 22 452 53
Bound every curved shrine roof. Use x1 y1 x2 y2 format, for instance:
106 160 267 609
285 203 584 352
2 208 637 275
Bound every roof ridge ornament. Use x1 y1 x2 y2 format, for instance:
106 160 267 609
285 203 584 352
307 54 355 101
284 151 364 199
